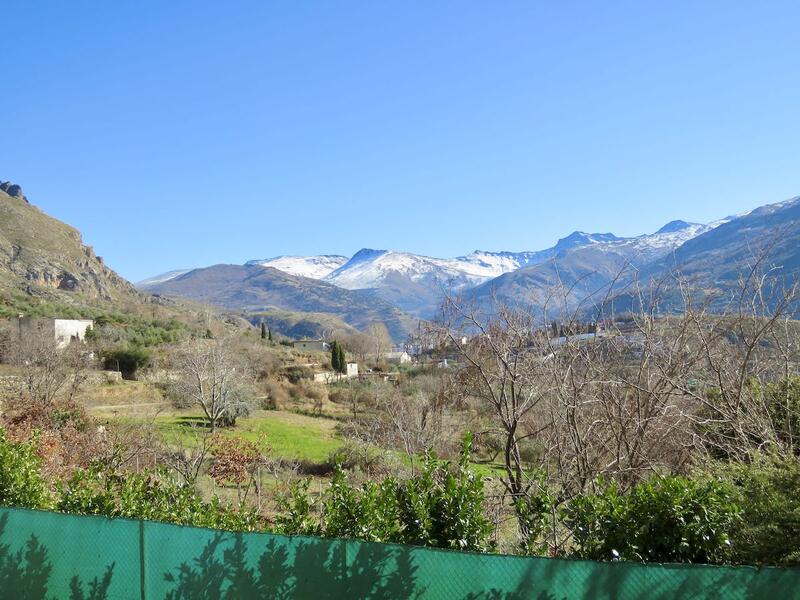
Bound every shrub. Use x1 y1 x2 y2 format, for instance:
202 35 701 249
283 366 313 384
296 381 327 403
0 429 52 509
712 456 800 565
264 381 289 409
278 435 494 552
326 442 397 477
101 346 151 379
57 464 260 531
564 475 740 564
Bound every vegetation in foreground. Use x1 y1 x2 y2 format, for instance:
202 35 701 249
0 268 799 567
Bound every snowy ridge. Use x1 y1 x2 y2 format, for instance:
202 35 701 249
245 255 349 279
137 269 192 287
319 220 730 292
323 249 543 290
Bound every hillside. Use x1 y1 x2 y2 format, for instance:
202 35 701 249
142 264 416 341
636 196 800 310
462 245 634 315
467 197 800 317
0 182 141 316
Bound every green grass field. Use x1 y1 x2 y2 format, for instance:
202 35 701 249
154 409 344 463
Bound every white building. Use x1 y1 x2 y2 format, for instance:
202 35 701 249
383 351 411 365
17 316 93 349
313 363 359 384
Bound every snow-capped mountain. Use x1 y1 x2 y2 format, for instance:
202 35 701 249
137 269 193 287
244 255 349 279
324 221 722 292
137 195 800 323
322 249 531 290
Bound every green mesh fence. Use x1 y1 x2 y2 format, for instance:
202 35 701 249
1 506 798 599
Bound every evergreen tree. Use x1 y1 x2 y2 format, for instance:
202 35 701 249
331 341 341 372
261 322 267 340
268 327 273 342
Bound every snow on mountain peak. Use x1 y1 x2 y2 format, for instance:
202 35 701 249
656 220 697 234
246 255 348 279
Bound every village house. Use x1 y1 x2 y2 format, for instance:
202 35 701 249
313 362 359 384
16 316 94 349
383 351 411 365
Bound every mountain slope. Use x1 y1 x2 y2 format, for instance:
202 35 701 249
463 246 634 315
137 269 193 287
0 181 139 313
466 198 797 316
640 196 800 302
322 249 553 316
142 264 416 341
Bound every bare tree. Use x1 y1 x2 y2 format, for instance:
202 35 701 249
433 249 800 553
170 337 252 432
345 374 456 468
365 322 392 361
7 327 91 409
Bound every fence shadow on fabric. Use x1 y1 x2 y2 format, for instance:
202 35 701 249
2 508 799 600
0 512 115 600
160 532 424 599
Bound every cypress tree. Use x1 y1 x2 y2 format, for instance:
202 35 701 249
268 327 273 342
331 341 341 372
337 344 347 374
261 322 267 340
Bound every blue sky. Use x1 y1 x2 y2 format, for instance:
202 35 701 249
2 2 799 282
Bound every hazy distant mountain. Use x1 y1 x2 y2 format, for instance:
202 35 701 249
314 221 723 316
141 264 416 341
139 217 728 319
245 255 349 279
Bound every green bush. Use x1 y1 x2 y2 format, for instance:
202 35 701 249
712 456 800 565
564 475 740 563
101 346 151 379
278 436 494 552
57 465 260 531
0 429 52 510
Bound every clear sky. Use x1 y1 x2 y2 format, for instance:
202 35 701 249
2 2 799 282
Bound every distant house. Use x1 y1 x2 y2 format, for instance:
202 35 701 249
312 363 359 384
16 316 93 349
383 351 411 365
291 339 330 352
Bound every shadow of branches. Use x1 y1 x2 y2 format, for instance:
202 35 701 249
0 513 115 600
163 532 424 599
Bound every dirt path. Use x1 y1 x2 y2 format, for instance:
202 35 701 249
87 401 171 412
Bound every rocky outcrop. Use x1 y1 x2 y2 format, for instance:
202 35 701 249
0 181 27 203
0 179 140 303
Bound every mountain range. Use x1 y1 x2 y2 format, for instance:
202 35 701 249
3 177 797 344
141 195 800 336
140 208 750 320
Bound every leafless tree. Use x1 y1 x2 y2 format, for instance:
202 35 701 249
170 337 252 432
6 328 91 409
433 249 799 552
365 322 393 361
